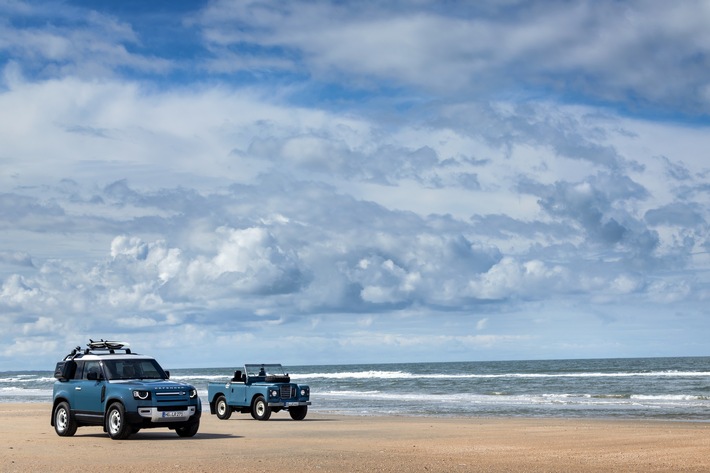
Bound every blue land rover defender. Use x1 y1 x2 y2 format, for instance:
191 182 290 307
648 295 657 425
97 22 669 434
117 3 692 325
208 364 311 421
51 340 201 439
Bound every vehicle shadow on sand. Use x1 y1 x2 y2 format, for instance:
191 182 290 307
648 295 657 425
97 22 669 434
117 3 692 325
78 432 240 440
222 417 339 423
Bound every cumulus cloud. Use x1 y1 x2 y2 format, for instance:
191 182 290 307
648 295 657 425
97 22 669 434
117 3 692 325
1 0 709 368
0 251 34 268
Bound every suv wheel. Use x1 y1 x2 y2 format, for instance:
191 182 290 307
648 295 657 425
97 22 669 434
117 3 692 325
176 420 200 437
106 403 132 440
251 395 271 421
216 395 232 420
53 401 78 436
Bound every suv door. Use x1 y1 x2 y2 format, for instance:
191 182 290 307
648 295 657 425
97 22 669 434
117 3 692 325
230 382 248 405
73 360 106 424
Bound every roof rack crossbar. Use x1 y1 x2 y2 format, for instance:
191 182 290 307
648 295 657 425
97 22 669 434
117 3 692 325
86 339 132 354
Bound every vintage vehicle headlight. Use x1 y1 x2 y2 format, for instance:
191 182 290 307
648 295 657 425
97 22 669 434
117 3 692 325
300 388 309 396
189 389 198 399
270 389 279 398
133 390 151 400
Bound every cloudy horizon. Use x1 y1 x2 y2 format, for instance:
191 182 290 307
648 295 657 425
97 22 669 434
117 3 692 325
1 0 709 370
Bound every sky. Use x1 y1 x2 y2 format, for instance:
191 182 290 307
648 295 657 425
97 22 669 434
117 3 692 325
1 0 709 370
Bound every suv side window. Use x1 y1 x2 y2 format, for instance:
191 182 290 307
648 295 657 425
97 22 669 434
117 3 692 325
73 360 85 380
84 361 102 380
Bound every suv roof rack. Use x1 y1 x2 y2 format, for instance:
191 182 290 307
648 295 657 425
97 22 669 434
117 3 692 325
85 339 132 354
88 339 130 350
62 339 134 361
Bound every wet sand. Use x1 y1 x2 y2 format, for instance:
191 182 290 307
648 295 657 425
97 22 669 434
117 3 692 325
2 403 709 472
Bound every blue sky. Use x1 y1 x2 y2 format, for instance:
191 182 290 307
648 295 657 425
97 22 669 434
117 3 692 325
1 0 709 370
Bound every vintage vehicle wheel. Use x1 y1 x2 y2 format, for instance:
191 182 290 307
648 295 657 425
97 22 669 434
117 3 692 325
53 401 78 436
176 420 199 437
106 403 132 440
215 395 232 420
251 395 271 421
289 406 308 420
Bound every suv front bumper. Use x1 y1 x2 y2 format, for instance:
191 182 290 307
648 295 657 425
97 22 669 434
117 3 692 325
137 406 198 422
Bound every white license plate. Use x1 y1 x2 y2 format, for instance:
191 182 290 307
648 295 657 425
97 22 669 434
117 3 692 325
162 411 185 418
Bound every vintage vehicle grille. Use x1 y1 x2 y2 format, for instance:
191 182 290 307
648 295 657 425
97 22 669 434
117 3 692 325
280 385 296 399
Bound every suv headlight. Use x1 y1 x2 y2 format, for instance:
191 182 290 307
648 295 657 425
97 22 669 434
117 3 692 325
133 390 151 400
189 389 198 399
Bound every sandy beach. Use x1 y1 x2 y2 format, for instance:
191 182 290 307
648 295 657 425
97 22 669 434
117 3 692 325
1 403 709 472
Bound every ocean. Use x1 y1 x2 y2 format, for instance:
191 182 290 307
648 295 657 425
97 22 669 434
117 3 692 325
3 357 709 420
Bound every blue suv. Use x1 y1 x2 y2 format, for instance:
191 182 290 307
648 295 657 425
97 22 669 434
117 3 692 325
51 340 201 439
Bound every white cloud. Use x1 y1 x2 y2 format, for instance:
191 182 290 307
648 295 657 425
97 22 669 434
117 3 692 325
195 1 710 114
1 275 40 306
1 0 709 368
476 318 488 331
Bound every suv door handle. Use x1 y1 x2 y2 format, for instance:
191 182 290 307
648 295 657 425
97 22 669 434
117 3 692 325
75 387 82 391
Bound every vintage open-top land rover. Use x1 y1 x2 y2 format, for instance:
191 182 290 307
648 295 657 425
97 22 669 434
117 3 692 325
51 340 201 439
207 364 311 421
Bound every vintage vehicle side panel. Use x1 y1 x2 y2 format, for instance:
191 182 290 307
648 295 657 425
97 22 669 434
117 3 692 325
230 383 248 405
208 382 247 406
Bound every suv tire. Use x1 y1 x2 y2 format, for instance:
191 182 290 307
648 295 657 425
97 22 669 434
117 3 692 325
106 403 132 440
53 401 78 436
176 420 200 437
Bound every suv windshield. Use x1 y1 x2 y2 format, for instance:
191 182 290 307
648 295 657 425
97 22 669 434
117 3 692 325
103 358 167 380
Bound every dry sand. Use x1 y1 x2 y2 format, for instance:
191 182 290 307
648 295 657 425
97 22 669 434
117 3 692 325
2 403 709 472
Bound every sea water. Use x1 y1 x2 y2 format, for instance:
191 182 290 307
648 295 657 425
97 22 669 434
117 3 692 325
3 357 709 420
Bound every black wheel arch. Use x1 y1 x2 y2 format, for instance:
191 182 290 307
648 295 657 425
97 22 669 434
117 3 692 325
103 399 126 432
51 397 70 426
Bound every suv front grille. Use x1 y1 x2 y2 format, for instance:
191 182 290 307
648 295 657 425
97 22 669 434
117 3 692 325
280 385 296 399
153 386 190 402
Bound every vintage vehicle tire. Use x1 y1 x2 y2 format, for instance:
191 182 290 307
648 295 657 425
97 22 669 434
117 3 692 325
215 395 232 420
106 403 132 440
289 406 308 420
176 420 199 437
53 401 78 436
251 395 271 421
